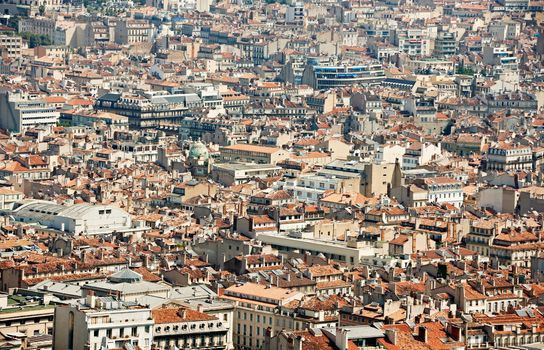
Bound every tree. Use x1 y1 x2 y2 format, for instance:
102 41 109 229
21 32 51 48
456 66 475 75
7 16 19 30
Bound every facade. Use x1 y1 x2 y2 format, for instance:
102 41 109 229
8 200 138 236
0 35 22 59
95 91 202 129
0 188 24 210
484 142 533 171
258 232 376 265
286 4 304 25
211 163 282 186
277 171 361 204
0 93 59 133
302 62 385 89
219 144 289 164
151 307 229 350
115 19 154 44
413 177 464 208
220 283 304 350
53 296 154 350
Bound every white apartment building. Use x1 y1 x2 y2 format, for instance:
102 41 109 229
402 142 442 169
258 232 376 265
482 46 518 71
0 93 59 133
375 144 406 164
392 28 433 56
414 177 464 208
489 20 521 41
276 171 360 203
0 188 24 210
286 3 304 25
53 295 154 350
484 142 533 172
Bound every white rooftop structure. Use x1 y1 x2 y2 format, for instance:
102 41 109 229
9 200 136 236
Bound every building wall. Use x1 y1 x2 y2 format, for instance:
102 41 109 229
477 187 518 213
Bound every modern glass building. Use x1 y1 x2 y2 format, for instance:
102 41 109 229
301 60 385 89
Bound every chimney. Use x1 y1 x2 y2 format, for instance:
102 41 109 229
385 329 397 345
335 328 349 350
178 309 187 319
86 290 96 308
418 326 428 343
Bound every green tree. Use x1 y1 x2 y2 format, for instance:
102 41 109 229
21 32 51 48
7 16 19 30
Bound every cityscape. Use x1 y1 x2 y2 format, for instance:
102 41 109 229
0 0 542 349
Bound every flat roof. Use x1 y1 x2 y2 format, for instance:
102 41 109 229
224 282 301 302
221 144 280 154
213 163 281 171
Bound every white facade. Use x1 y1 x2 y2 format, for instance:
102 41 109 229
402 143 442 169
0 93 59 133
276 174 356 204
286 4 304 24
11 200 136 235
420 178 464 208
53 297 154 350
375 144 405 164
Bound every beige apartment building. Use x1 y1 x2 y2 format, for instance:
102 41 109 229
219 144 289 164
220 283 304 349
115 20 154 45
0 35 22 59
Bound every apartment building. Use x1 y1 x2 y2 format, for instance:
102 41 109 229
219 144 289 164
302 62 385 89
151 307 229 350
489 20 521 41
258 232 376 265
404 142 442 169
433 31 456 57
0 293 55 349
220 283 304 350
115 19 154 45
53 295 154 350
211 163 282 186
0 35 22 59
95 91 201 129
414 177 464 208
277 170 360 203
483 46 518 71
484 142 533 172
18 17 56 38
0 93 59 133
0 187 24 210
286 3 305 25
392 28 433 56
